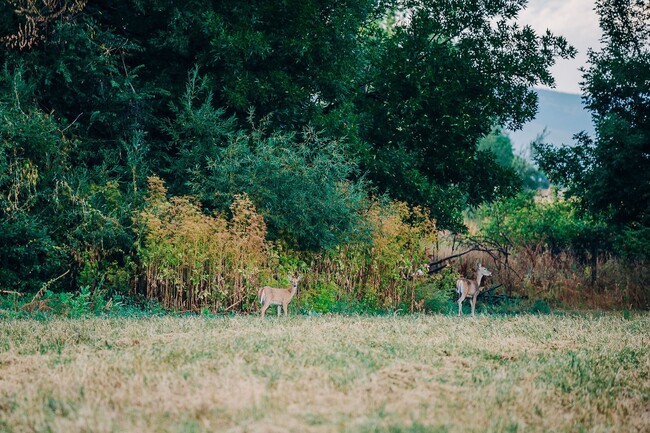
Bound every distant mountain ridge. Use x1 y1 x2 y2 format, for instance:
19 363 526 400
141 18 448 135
507 88 595 154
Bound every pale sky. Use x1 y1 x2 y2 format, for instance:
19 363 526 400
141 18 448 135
518 0 602 95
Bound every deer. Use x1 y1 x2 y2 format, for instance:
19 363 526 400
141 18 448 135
456 262 492 316
258 274 302 318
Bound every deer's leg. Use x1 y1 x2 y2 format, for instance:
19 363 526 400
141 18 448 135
276 305 281 317
470 295 477 316
283 303 289 317
458 293 467 316
260 302 270 318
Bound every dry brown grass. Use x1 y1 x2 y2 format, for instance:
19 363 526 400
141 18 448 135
1 314 649 432
431 238 650 310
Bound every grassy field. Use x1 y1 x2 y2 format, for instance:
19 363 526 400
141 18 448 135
0 313 648 433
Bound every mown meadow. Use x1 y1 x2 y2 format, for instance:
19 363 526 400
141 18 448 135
1 313 648 433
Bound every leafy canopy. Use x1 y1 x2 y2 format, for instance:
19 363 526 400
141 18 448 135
354 0 575 229
534 0 650 229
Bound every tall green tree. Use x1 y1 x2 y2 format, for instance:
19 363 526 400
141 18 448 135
0 66 68 291
534 0 650 230
0 1 146 292
354 0 575 229
479 128 549 190
82 0 573 230
534 0 650 259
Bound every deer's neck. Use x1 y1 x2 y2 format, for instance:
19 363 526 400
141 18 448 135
290 283 298 298
476 274 484 288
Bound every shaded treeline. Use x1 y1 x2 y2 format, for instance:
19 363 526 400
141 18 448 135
0 0 646 311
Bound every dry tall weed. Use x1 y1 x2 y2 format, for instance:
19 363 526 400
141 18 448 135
434 232 650 310
136 176 272 312
137 184 439 314
491 249 650 309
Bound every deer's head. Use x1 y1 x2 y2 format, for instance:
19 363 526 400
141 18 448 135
477 262 492 278
287 274 302 289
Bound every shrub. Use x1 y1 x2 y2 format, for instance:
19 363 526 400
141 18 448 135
165 69 367 251
414 267 458 313
299 281 338 314
308 198 437 312
472 192 649 309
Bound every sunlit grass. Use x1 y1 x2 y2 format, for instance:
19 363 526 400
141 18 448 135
1 313 648 432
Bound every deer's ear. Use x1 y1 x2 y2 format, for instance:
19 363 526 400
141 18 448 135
297 274 303 281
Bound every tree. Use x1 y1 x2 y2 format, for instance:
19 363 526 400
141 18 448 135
479 128 549 190
164 69 367 250
353 0 575 229
0 2 147 292
533 0 650 259
0 66 68 291
534 0 650 229
82 0 573 230
478 128 516 168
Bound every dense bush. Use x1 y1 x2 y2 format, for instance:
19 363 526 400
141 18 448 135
413 266 459 314
472 192 649 309
162 68 368 251
306 199 438 312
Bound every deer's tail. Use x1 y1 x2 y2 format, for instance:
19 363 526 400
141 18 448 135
456 279 468 296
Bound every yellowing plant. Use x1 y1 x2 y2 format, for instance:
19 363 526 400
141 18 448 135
310 199 437 311
135 176 272 312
